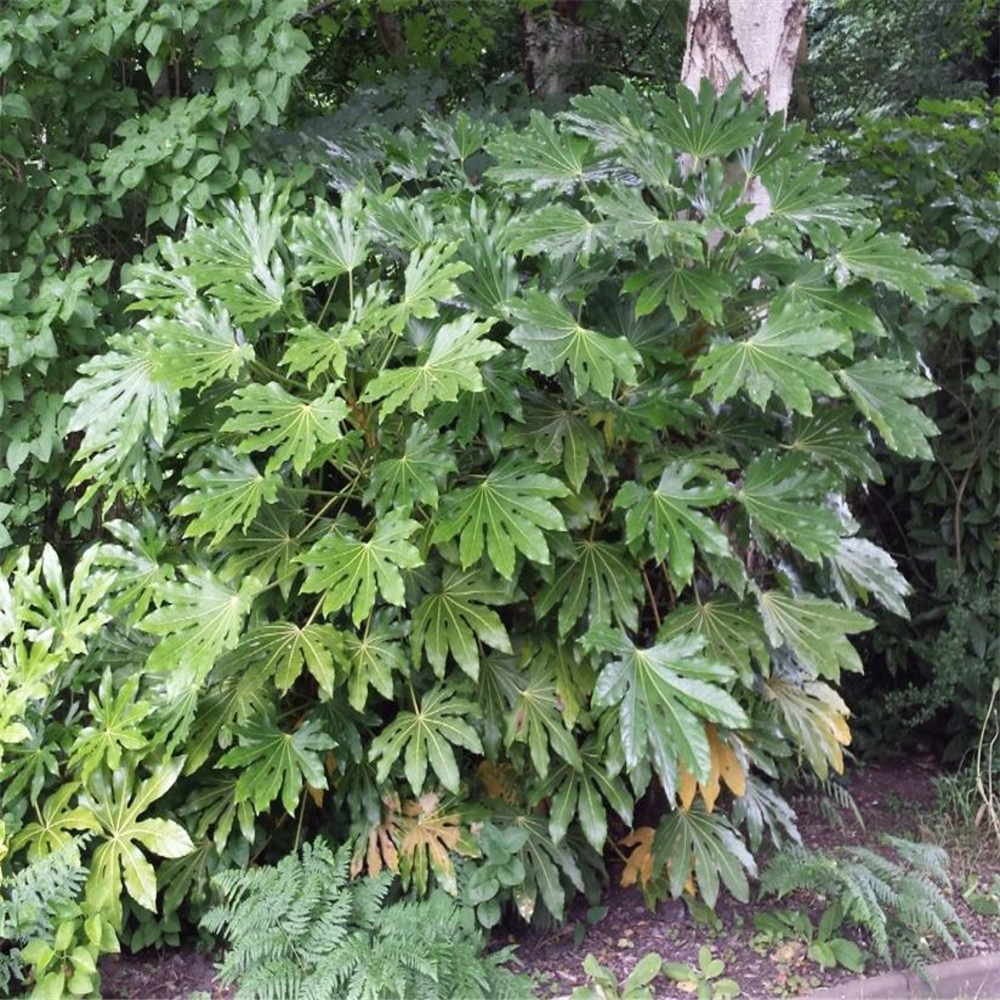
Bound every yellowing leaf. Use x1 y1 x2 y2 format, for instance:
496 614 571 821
620 826 655 888
396 792 477 896
677 725 747 812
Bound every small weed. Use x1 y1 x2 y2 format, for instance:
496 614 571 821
663 945 740 999
571 953 662 1000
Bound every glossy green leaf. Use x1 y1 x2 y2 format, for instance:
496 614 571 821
223 381 348 474
431 456 569 580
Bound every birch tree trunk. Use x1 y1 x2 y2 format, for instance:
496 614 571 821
681 0 808 117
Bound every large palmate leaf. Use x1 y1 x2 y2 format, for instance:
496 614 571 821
829 537 912 618
361 315 502 418
150 304 255 389
298 512 423 625
694 309 846 415
615 461 732 587
503 393 606 493
364 421 457 516
369 685 483 796
218 717 334 815
756 590 874 682
487 111 604 192
65 333 178 504
141 568 259 687
787 409 884 483
223 381 348 474
180 178 287 322
652 78 765 160
392 241 471 332
510 290 641 398
69 669 150 781
837 358 938 460
562 80 654 151
737 455 843 561
588 187 704 260
503 652 582 778
536 733 634 854
651 801 756 908
431 456 569 580
288 189 369 284
343 613 408 711
82 759 194 927
173 448 281 546
773 264 885 338
280 315 367 387
764 678 852 780
505 204 609 260
833 224 937 305
623 264 729 324
658 599 768 685
536 539 643 636
411 566 514 680
762 161 869 239
231 621 347 696
587 627 748 789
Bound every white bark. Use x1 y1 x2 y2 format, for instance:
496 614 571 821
681 0 808 117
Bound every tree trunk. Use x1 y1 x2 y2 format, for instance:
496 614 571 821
521 0 585 98
681 0 808 117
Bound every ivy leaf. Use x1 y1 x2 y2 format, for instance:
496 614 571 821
298 512 423 626
623 265 729 324
65 333 178 505
536 539 644 636
82 759 194 927
223 381 348 475
829 537 912 619
487 111 604 192
173 448 281 547
737 454 843 561
837 359 938 460
787 409 884 483
411 565 514 681
614 461 733 587
756 590 874 682
288 190 369 284
694 309 846 415
218 717 335 815
510 290 640 398
834 225 937 305
763 678 852 780
393 242 471 332
369 685 483 796
658 599 768 685
150 303 254 390
587 628 748 788
431 456 569 580
364 422 456 516
141 568 258 688
361 315 502 419
651 802 756 908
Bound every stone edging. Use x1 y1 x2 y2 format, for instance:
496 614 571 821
801 953 1000 1000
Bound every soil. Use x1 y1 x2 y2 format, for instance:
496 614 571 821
98 756 1000 1000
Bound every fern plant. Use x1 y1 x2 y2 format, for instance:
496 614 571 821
201 839 534 1000
759 834 970 975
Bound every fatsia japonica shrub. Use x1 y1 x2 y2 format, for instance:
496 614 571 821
3 81 954 941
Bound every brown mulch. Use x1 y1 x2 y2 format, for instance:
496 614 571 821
98 757 1000 1000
